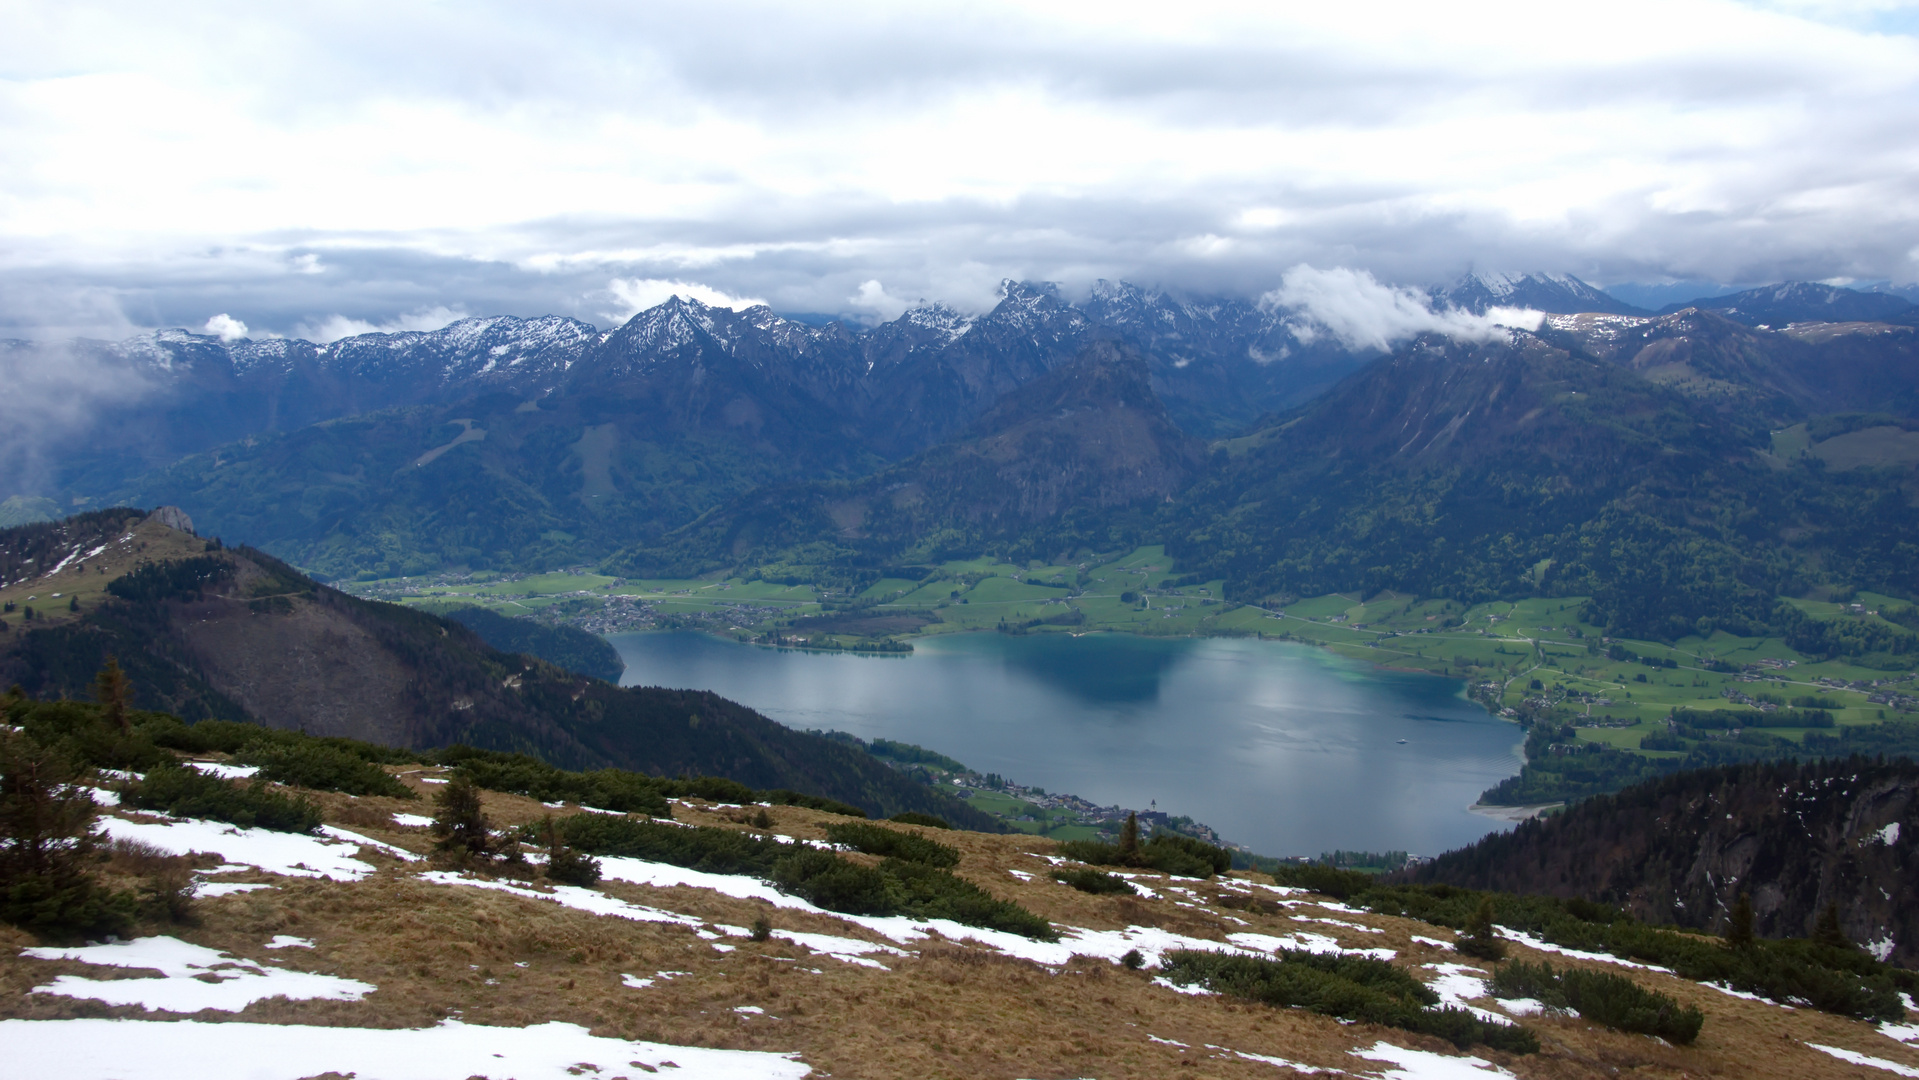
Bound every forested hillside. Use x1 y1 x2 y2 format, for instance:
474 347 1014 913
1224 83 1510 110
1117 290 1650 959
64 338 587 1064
1403 757 1919 965
0 509 993 827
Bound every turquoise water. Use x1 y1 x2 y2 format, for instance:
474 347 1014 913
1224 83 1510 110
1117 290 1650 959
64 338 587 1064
609 630 1523 858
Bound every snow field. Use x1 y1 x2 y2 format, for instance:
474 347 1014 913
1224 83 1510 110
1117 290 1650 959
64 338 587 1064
0 1018 812 1080
97 816 389 880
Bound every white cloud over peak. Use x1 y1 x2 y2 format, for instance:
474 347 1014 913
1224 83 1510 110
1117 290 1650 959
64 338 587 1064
600 279 768 323
295 306 469 344
1266 266 1543 352
202 314 249 342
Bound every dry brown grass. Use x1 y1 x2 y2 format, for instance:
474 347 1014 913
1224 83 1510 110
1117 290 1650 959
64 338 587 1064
4 780 1916 1078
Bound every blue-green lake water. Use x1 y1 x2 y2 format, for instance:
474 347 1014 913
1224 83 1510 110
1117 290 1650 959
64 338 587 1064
608 630 1524 858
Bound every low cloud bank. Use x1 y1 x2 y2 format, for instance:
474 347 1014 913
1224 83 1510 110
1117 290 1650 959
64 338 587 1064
0 342 160 498
293 306 470 344
599 279 768 323
1265 266 1544 352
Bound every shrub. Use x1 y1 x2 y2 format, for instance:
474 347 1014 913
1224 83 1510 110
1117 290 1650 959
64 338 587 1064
768 849 1057 939
1052 868 1134 895
1121 948 1145 970
558 814 789 876
1271 863 1375 900
238 741 414 799
750 915 772 942
1358 883 1913 1022
889 811 951 829
771 849 899 914
1057 831 1231 879
1160 949 1537 1054
1489 960 1704 1044
123 761 321 834
825 822 961 867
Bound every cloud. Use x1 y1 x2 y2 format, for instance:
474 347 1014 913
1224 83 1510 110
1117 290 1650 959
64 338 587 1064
1265 265 1543 352
0 1 1913 335
293 305 469 344
845 280 911 324
0 341 160 497
203 314 249 342
598 279 768 323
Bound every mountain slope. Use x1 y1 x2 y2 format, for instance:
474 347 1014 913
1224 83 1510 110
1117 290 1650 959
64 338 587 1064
624 340 1206 573
1165 328 1919 638
1400 757 1919 966
1432 272 1650 316
1657 282 1916 326
0 508 993 826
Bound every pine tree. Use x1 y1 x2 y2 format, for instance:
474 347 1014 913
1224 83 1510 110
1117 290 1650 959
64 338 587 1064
1812 902 1852 951
431 774 494 862
1457 896 1507 961
540 816 600 886
92 657 132 734
0 731 132 935
1117 811 1141 864
1724 891 1755 950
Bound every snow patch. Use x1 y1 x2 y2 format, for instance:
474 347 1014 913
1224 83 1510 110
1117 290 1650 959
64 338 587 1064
0 1018 811 1080
392 813 435 827
98 815 380 880
1808 1043 1919 1077
184 762 259 780
1351 1040 1518 1079
22 937 371 1012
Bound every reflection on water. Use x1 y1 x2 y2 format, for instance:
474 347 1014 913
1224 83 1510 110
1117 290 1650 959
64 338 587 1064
610 630 1524 858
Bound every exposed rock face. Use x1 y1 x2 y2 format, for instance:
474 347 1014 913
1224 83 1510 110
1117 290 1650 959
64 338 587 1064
1401 758 1919 967
146 506 195 535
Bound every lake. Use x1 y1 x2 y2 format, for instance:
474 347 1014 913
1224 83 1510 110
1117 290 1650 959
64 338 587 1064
608 630 1524 858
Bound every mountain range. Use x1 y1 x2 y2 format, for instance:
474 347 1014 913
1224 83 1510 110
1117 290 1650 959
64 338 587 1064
4 274 1915 620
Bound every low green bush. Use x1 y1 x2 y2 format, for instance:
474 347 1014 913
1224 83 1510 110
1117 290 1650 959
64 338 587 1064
1160 950 1537 1054
436 746 868 819
122 762 321 834
825 822 960 867
1358 884 1914 1022
889 812 951 829
1052 868 1134 895
556 814 788 875
1489 960 1704 1044
238 741 414 799
1057 832 1231 878
1270 863 1376 900
772 849 1056 940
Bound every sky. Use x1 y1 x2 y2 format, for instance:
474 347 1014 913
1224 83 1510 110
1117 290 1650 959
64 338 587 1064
2 0 1917 340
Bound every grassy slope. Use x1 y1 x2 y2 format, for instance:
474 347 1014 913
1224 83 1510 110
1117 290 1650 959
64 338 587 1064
2 757 1908 1080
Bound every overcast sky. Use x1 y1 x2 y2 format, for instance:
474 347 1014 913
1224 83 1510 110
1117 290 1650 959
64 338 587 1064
3 0 1917 339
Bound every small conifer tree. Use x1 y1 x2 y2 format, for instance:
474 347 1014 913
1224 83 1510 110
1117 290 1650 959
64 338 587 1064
92 657 132 734
1812 902 1852 951
539 815 600 886
1457 896 1507 960
431 774 494 862
1117 812 1141 864
1724 891 1755 950
0 731 132 935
